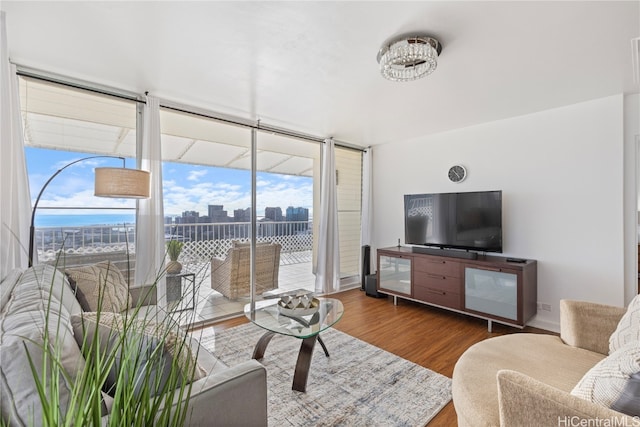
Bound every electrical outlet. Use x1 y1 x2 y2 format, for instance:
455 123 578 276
537 302 551 312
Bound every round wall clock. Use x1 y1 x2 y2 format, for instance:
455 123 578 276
448 165 467 183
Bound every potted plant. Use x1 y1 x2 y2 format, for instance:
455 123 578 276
166 240 184 274
23 249 198 427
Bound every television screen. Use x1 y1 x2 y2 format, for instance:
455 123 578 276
404 190 502 253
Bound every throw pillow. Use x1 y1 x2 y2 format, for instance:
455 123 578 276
609 294 640 354
612 372 640 416
571 340 640 417
66 261 132 312
71 312 206 397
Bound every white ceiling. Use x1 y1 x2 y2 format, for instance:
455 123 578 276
2 1 639 148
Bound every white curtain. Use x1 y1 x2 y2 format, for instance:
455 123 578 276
315 138 340 294
134 95 166 302
0 12 32 280
359 147 373 277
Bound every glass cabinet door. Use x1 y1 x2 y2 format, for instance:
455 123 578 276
378 254 412 295
464 267 518 320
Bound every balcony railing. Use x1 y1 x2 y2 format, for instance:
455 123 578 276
35 220 313 265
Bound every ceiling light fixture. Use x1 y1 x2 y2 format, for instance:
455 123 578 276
377 35 442 82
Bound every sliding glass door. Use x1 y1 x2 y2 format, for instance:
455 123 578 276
159 108 252 324
158 109 326 325
20 72 365 328
256 130 320 297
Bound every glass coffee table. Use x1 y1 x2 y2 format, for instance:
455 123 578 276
244 297 344 392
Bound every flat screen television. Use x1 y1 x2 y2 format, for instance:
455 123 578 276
404 190 502 253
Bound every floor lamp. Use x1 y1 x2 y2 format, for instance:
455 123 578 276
28 156 150 267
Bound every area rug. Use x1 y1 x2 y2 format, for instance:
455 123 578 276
199 323 452 426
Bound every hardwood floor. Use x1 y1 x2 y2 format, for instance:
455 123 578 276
207 288 554 426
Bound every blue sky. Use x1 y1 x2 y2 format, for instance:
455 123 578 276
26 147 313 219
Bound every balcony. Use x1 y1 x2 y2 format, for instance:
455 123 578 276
37 220 315 326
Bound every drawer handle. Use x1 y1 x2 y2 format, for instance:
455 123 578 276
427 289 446 296
427 274 447 280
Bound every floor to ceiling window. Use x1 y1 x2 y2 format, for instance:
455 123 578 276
256 129 319 296
158 107 321 324
20 76 140 278
20 71 365 327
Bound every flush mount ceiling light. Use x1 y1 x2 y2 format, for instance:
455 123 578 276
377 35 442 82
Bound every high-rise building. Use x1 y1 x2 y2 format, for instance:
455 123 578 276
208 204 228 222
233 208 251 222
265 207 283 221
181 210 199 223
286 206 309 222
286 206 310 233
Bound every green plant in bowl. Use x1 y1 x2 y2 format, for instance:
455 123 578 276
166 241 184 274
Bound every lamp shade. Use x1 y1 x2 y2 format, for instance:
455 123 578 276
94 167 150 198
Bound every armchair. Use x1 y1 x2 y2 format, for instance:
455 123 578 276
452 300 635 426
211 241 281 299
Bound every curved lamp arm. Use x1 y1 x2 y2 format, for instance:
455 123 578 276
28 155 125 267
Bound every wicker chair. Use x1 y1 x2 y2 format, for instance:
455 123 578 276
210 241 281 300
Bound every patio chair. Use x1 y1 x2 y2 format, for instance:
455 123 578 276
210 241 281 300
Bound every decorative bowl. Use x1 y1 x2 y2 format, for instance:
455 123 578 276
277 294 319 317
278 290 314 309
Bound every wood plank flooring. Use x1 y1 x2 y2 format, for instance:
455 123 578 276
207 288 553 426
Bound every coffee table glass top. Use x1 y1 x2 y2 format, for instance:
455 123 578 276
244 297 344 339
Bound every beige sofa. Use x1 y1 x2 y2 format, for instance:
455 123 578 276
452 299 637 426
0 264 268 426
211 241 281 299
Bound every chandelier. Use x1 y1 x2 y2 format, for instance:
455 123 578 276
377 35 442 82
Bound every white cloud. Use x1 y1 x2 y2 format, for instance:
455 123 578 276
164 175 312 219
33 161 313 221
187 169 208 181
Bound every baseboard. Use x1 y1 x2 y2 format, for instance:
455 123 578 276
527 317 560 333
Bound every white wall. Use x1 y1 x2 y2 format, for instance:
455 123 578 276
372 95 625 332
624 93 640 304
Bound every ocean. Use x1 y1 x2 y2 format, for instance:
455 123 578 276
35 214 136 228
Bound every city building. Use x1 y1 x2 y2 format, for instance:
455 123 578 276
264 207 283 221
208 205 229 223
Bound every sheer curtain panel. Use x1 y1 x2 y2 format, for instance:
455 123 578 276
135 95 166 300
315 138 340 294
0 12 32 279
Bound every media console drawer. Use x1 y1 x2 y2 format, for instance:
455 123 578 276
413 257 461 277
413 273 461 293
413 285 461 309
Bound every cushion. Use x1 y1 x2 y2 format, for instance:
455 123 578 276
0 265 87 424
71 312 206 397
0 268 24 313
452 333 605 427
65 261 132 312
609 294 640 354
571 340 640 417
231 240 271 248
612 372 640 416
